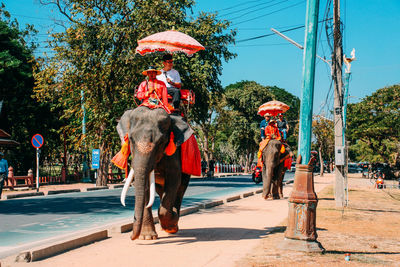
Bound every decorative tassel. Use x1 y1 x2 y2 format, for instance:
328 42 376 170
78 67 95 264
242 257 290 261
112 134 131 170
280 144 285 154
165 132 176 156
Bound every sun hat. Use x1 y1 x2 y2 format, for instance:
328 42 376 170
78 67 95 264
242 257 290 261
142 66 162 76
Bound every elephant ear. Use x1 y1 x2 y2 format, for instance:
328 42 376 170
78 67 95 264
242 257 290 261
116 109 135 144
170 114 194 147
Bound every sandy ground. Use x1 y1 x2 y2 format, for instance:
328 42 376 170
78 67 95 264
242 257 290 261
1 174 333 267
237 177 400 267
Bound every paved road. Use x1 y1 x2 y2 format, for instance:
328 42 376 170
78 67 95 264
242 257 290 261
0 173 293 258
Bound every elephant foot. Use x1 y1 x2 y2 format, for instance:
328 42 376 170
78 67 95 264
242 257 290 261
262 193 272 200
272 194 281 199
138 232 158 240
163 225 179 234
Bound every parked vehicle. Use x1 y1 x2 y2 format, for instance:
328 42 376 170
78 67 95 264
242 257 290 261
252 166 262 184
348 163 363 173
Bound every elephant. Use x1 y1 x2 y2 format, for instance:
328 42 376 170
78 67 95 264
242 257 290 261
260 139 291 199
117 106 194 240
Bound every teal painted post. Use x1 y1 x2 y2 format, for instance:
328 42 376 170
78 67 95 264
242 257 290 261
298 0 320 164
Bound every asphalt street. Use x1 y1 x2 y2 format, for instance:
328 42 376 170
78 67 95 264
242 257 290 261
0 173 294 258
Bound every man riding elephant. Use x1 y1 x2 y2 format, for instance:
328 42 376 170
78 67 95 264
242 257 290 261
111 66 201 240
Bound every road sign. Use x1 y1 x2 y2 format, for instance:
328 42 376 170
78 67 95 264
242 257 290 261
31 134 44 149
92 149 100 169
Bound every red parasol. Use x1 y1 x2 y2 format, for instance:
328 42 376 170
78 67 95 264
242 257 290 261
258 100 290 117
135 30 205 56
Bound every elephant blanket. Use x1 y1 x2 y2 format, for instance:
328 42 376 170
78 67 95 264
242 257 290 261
170 114 201 176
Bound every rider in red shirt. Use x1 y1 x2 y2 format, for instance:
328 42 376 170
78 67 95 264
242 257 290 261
136 66 170 113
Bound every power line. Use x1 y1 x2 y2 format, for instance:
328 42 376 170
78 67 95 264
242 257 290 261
220 0 286 19
236 25 304 43
229 0 289 21
232 0 305 26
215 0 264 13
7 13 68 23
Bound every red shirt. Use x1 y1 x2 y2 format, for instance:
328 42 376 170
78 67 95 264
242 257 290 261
137 79 170 113
265 122 281 140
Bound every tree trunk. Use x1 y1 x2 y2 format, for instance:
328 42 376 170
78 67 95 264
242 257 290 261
97 143 111 186
319 146 324 176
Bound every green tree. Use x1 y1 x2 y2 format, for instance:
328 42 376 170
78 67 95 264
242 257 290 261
347 84 400 165
211 81 300 171
312 115 334 175
34 0 236 185
0 5 61 174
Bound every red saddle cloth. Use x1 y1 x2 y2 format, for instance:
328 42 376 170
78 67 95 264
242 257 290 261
181 134 201 176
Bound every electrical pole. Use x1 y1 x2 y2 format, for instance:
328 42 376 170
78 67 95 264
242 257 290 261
279 0 324 253
332 0 345 207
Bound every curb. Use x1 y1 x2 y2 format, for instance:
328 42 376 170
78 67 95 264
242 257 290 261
243 192 254 198
86 186 109 191
47 189 81 195
16 230 108 262
5 192 44 199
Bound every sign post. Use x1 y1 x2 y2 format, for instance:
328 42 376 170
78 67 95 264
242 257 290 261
91 149 100 183
31 134 44 192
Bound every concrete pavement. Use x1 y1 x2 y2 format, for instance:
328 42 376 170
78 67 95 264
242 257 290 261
0 173 334 267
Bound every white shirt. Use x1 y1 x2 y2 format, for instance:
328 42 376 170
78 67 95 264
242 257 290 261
157 69 181 89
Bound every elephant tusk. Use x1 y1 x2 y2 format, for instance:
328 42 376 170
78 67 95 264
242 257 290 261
121 168 134 207
145 170 155 208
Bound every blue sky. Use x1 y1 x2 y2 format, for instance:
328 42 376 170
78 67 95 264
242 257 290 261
3 0 400 116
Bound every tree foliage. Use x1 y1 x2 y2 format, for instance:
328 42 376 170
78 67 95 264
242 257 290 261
33 0 236 185
347 84 400 165
0 4 61 174
204 81 300 171
312 115 334 174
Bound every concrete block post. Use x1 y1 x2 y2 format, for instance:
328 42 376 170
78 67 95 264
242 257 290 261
8 166 14 189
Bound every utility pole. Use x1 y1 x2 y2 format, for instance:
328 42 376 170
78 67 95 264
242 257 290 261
279 0 324 253
332 0 345 207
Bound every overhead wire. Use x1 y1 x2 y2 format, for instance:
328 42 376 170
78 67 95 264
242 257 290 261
215 0 265 13
217 0 282 18
226 0 289 21
232 0 305 26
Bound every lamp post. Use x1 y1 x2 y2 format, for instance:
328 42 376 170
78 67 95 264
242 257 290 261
81 90 91 182
279 0 324 252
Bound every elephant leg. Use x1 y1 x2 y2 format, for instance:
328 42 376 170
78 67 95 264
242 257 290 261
139 206 158 240
271 180 280 199
158 159 180 234
278 170 285 199
173 173 190 217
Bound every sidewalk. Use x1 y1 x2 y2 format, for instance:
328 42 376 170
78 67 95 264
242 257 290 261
0 174 334 267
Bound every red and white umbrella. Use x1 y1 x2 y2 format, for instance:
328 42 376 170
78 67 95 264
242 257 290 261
258 100 290 117
135 30 205 56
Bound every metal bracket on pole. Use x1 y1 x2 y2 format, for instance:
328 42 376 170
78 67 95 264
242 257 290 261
270 28 331 65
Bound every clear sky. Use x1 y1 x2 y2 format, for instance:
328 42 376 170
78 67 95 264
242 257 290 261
3 0 400 116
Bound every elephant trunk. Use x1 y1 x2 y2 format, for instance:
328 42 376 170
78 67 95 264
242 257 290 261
131 166 149 240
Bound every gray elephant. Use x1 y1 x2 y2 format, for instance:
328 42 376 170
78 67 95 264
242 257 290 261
260 139 291 199
117 106 196 240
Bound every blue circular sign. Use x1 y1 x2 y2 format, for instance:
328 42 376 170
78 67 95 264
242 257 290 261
31 134 44 148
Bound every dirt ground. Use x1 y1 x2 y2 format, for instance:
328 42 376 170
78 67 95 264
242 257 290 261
237 178 400 267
